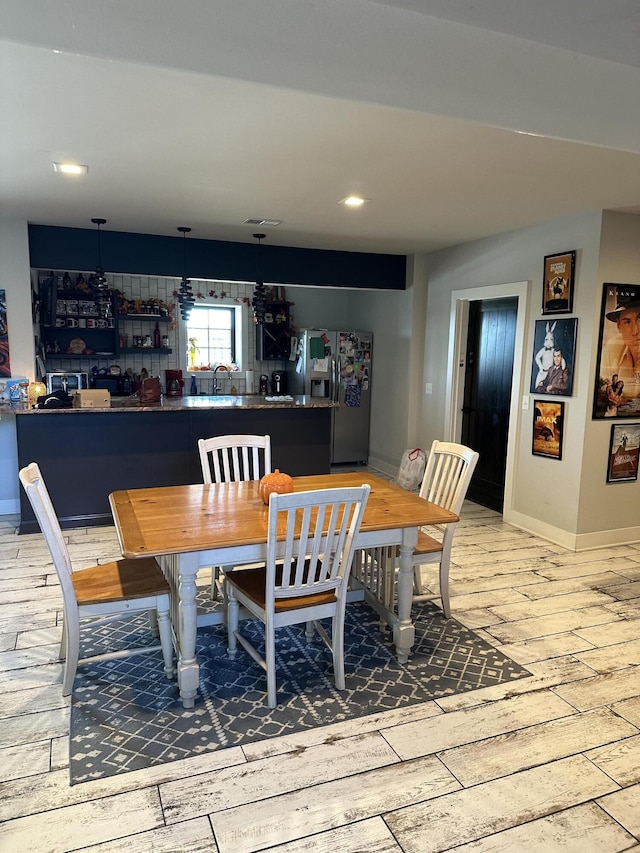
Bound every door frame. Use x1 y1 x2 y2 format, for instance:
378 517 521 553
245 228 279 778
444 281 530 518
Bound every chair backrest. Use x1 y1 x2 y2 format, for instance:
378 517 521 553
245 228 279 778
18 462 77 613
198 434 272 483
266 485 370 605
419 440 479 514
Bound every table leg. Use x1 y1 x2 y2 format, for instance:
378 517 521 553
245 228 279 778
177 551 200 708
393 535 416 664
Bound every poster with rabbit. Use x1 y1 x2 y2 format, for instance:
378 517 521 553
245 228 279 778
530 318 577 395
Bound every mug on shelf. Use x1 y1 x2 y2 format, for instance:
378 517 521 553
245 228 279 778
55 318 66 328
77 318 87 328
67 318 79 328
86 318 97 328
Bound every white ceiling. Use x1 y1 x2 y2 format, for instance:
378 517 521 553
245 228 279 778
3 0 640 255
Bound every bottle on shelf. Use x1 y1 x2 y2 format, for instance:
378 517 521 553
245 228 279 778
153 322 161 349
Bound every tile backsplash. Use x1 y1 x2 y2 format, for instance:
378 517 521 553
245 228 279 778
35 271 286 395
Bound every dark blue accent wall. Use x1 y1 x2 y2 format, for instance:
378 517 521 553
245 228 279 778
28 225 406 290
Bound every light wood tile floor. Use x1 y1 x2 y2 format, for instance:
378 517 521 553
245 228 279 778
1 491 639 852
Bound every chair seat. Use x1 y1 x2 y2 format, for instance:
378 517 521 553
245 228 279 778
72 557 170 606
414 530 444 556
227 564 337 612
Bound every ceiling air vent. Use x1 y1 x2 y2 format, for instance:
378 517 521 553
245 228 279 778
244 218 282 227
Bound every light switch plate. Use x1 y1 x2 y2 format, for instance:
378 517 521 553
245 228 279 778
425 382 433 394
522 395 530 410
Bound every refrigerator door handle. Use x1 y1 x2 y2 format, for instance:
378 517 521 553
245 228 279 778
332 356 340 402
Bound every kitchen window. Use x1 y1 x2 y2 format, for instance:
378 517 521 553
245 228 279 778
185 304 237 368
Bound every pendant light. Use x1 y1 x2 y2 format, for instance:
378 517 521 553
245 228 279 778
177 226 195 320
251 233 268 325
89 218 108 291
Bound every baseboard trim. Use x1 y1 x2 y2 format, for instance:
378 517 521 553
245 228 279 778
0 499 19 516
366 455 396 480
505 509 640 551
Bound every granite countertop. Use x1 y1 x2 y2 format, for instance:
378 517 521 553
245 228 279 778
7 395 338 415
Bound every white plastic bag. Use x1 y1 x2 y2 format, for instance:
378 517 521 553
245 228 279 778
396 447 426 492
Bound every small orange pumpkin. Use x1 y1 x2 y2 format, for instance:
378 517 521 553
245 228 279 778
259 469 294 504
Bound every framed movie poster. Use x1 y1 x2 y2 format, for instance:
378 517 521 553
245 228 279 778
532 400 564 460
0 289 10 378
542 251 575 315
593 283 640 419
530 317 578 395
607 423 640 482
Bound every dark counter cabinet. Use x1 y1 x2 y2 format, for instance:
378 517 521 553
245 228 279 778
16 405 332 532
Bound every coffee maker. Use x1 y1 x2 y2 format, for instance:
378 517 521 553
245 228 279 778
259 374 270 395
272 371 287 395
165 369 184 397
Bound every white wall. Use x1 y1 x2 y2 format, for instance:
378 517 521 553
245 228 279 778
0 219 35 513
286 285 350 330
344 272 419 475
415 209 640 548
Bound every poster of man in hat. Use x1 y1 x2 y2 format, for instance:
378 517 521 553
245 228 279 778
594 283 640 418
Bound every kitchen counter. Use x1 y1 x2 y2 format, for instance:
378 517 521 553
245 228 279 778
16 395 335 532
9 394 336 415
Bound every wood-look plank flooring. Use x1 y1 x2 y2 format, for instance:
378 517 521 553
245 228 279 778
1 479 639 852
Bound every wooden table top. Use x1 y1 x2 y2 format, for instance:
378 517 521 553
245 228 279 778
109 473 459 559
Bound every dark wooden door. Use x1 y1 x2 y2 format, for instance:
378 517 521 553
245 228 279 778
461 297 518 512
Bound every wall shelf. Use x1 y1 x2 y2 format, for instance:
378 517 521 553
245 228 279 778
119 347 172 354
36 271 176 367
119 314 171 322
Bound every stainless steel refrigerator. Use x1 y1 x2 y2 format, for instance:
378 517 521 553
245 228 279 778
288 329 372 464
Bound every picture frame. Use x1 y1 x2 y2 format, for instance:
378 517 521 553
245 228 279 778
607 423 640 482
0 289 11 378
593 283 640 419
530 317 578 395
542 250 575 315
532 400 564 460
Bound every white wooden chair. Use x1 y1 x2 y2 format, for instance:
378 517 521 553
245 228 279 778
197 434 272 602
198 434 271 484
226 484 370 708
410 440 479 616
19 462 173 696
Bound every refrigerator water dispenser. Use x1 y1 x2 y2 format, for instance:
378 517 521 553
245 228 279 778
311 379 329 397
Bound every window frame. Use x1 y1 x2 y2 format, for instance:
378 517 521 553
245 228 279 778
179 296 248 376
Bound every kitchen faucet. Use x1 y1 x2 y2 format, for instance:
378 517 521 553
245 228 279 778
212 364 232 395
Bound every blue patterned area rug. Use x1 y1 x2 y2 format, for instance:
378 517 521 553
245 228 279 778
69 600 531 784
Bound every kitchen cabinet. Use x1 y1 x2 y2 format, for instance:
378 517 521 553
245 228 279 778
255 301 291 360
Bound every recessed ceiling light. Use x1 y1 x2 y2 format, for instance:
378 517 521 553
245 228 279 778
339 196 369 207
53 162 89 176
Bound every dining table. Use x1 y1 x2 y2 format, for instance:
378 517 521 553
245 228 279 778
109 472 458 708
